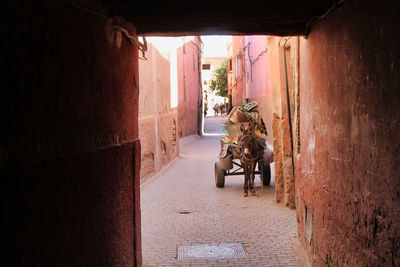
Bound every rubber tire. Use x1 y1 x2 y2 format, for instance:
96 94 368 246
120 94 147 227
262 164 271 186
215 161 225 188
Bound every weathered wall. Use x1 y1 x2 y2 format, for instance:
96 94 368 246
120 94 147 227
296 0 400 265
177 37 202 137
1 1 141 265
268 36 299 209
245 36 269 101
139 41 178 179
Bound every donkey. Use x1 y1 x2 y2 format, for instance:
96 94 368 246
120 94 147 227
239 124 265 197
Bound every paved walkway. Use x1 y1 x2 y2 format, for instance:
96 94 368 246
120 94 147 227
141 117 309 267
203 115 226 135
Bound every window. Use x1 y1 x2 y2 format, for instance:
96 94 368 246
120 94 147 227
234 54 242 79
202 64 211 70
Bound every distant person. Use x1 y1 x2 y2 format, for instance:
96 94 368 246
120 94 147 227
204 101 208 116
219 103 225 114
214 103 219 116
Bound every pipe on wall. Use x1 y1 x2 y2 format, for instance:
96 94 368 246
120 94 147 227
281 37 295 177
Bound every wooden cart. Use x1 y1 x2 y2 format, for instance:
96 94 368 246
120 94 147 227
214 135 272 188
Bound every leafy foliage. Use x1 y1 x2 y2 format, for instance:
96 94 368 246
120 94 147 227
209 58 228 97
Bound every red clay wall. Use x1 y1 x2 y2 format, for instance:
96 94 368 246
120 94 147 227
1 1 140 265
139 41 179 179
296 0 400 265
177 37 201 137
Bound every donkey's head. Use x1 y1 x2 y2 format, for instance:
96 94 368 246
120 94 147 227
239 123 254 135
239 124 259 160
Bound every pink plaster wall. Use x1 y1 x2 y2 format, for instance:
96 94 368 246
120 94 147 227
245 36 270 100
244 35 273 144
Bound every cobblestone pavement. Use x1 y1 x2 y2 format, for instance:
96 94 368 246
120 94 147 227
141 118 309 267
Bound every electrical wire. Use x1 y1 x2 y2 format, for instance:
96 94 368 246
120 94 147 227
305 0 345 37
246 41 268 81
281 37 295 177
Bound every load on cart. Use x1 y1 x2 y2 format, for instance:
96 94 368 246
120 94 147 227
215 101 273 197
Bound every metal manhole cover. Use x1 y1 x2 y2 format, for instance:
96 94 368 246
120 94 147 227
178 243 246 260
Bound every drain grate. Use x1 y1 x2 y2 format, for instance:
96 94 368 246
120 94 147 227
177 243 246 260
177 210 192 214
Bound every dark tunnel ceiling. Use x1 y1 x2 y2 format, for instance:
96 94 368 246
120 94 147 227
97 0 340 36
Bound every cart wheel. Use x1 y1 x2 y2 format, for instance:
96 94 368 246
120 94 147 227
215 161 225 188
262 164 271 186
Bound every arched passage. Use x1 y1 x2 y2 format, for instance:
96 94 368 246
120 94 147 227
1 0 399 266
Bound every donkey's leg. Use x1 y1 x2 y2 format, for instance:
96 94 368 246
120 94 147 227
243 164 249 197
250 161 256 196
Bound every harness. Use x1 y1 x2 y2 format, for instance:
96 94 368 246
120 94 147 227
229 143 242 159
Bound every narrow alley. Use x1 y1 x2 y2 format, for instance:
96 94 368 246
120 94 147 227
141 116 309 267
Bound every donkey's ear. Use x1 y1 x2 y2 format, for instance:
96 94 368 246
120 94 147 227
240 124 245 133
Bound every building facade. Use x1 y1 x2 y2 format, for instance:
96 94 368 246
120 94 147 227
177 37 202 138
139 37 202 179
228 36 247 107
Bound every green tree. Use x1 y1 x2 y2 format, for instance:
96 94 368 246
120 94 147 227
209 58 228 97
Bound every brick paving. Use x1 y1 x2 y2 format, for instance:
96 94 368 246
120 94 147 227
141 117 309 267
